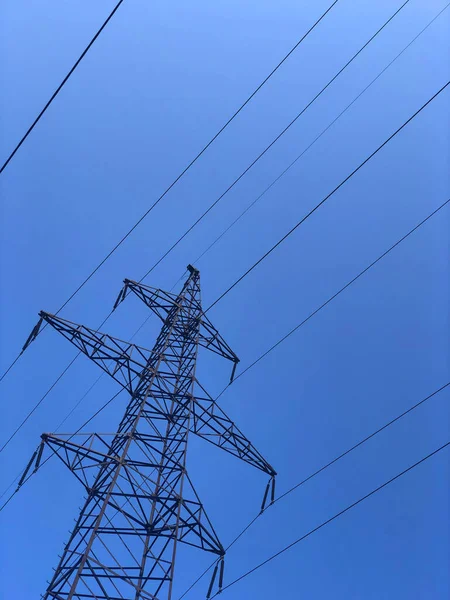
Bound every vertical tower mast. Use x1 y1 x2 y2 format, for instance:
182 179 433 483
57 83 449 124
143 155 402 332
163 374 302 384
22 266 275 599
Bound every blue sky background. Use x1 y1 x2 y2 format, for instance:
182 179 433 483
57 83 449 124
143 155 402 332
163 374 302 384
1 0 449 597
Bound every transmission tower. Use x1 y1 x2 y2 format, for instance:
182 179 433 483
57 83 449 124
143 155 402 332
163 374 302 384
21 265 276 599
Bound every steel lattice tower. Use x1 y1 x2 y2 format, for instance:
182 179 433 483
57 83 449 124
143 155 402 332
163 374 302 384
21 265 275 600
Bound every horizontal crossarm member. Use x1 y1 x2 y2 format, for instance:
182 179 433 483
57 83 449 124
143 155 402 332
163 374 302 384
117 277 240 380
191 385 276 477
33 312 155 394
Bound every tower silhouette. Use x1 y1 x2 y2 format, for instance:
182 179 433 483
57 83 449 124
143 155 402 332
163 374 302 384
21 266 275 599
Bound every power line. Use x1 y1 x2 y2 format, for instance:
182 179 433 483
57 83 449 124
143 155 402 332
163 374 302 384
205 80 450 314
177 381 450 598
0 282 158 462
3 0 339 175
0 310 114 385
135 2 450 320
94 1 450 352
0 373 105 502
0 310 155 507
0 0 126 174
0 354 79 455
0 1 340 385
225 197 450 388
0 385 125 512
0 309 152 456
190 3 450 270
0 354 22 383
210 440 450 597
45 0 340 315
0 314 111 450
138 0 411 284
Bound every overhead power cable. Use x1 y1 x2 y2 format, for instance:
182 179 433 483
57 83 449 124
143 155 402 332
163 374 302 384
205 80 450 314
214 197 450 394
0 385 125 512
0 310 152 456
0 312 115 451
0 1 340 384
189 3 450 271
209 441 450 598
0 354 79 455
138 2 450 304
2 0 338 177
178 380 450 599
0 0 126 174
138 0 411 284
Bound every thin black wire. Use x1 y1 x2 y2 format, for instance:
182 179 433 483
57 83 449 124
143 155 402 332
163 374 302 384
0 309 112 451
0 274 173 485
0 1 340 384
0 309 114 386
51 0 339 313
190 3 450 270
0 354 22 383
0 287 162 506
205 80 450 315
177 381 450 598
0 354 79 454
0 307 152 458
210 440 450 597
0 371 105 501
231 198 450 384
52 372 105 432
138 0 411 285
0 0 126 174
0 386 125 512
143 3 450 302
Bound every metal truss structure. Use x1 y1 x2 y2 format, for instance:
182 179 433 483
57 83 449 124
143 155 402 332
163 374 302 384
21 265 276 600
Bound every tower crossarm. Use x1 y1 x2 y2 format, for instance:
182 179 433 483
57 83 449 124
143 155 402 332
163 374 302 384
114 279 180 320
115 270 240 381
191 387 276 477
35 311 155 394
22 432 225 556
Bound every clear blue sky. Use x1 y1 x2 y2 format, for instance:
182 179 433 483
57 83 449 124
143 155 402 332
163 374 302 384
0 0 449 598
